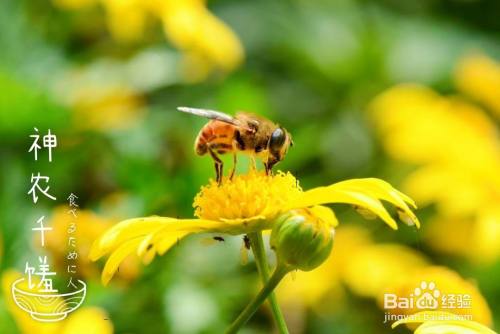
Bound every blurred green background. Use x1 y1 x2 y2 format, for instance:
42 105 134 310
1 0 500 333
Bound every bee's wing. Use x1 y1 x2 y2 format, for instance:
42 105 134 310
178 107 242 126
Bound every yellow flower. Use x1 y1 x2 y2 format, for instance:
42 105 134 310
1 270 113 334
60 307 114 334
44 207 140 283
90 170 418 285
370 83 500 263
52 0 244 80
53 64 146 132
193 171 302 230
424 209 500 263
156 0 244 81
383 266 492 327
101 0 147 42
393 311 497 334
343 243 428 299
56 69 146 131
72 84 145 131
455 53 500 118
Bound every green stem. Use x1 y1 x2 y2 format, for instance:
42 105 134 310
225 264 290 334
247 232 289 334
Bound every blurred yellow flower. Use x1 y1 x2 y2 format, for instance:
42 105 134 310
90 171 418 285
370 83 500 263
156 0 244 81
456 53 500 118
277 226 429 311
393 311 497 334
54 67 146 132
102 0 147 42
60 307 114 334
71 84 145 131
1 270 113 334
383 266 492 327
44 207 140 283
52 0 244 81
343 243 428 298
277 229 494 331
276 225 372 308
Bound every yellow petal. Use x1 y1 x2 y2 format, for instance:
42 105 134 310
157 231 191 255
308 205 338 228
89 217 170 261
416 321 497 334
138 230 190 265
94 217 228 284
137 233 156 258
136 219 229 262
141 247 157 265
288 178 419 229
335 178 419 226
354 205 379 220
90 217 226 261
392 311 497 334
102 238 143 285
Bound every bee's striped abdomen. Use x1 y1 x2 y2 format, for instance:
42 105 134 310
195 120 236 155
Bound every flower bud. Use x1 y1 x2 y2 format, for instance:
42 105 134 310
271 207 335 272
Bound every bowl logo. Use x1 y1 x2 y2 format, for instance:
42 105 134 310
11 278 87 322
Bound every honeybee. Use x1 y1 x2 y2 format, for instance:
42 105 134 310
178 107 293 183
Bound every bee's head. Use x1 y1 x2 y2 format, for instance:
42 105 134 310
267 127 293 169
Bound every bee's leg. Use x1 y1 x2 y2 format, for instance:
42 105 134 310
250 156 257 172
264 160 275 176
264 162 271 176
208 148 223 184
229 152 237 180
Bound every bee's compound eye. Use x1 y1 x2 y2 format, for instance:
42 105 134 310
269 128 286 151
